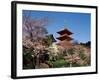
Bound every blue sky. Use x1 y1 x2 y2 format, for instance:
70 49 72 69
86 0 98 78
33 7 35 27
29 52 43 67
23 10 91 43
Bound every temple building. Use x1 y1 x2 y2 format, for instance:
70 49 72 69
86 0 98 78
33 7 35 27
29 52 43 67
56 28 73 49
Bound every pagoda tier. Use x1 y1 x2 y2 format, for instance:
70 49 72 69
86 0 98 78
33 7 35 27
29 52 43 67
56 40 73 49
56 34 73 41
57 28 73 35
56 28 73 49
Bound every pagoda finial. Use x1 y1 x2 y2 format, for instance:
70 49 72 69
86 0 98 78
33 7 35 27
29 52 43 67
63 20 67 29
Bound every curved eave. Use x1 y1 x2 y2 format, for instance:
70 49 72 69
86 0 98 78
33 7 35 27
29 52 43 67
56 36 73 41
57 28 73 35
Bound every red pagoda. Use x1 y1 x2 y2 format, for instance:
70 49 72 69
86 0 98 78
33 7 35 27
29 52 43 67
56 28 73 49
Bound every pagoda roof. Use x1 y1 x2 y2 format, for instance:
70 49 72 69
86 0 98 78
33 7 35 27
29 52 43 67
57 28 73 35
56 34 73 41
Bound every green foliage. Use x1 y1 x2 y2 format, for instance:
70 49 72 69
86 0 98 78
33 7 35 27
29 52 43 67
57 55 64 60
48 59 70 68
23 47 35 69
23 53 34 69
52 59 66 68
80 41 91 48
79 50 86 60
72 62 81 67
67 48 75 55
43 35 53 46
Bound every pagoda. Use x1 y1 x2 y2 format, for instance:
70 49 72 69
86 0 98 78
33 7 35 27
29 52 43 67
56 28 73 49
